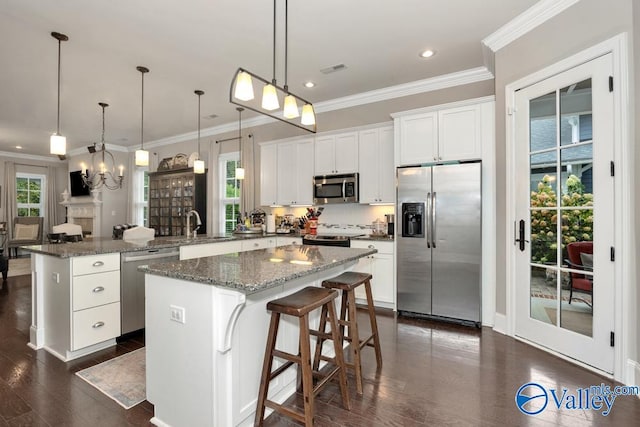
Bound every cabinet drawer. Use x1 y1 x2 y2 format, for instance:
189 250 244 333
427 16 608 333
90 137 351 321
72 253 120 276
351 240 393 254
73 271 120 311
72 302 121 351
241 238 275 251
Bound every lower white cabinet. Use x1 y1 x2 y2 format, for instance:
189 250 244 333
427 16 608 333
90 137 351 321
350 240 395 307
241 238 276 251
70 254 121 352
72 302 121 351
276 236 302 246
180 240 243 260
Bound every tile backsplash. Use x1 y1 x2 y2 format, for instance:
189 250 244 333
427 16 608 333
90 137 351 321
270 204 395 234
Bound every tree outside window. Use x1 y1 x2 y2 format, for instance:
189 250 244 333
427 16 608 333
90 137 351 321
219 153 241 234
16 174 45 217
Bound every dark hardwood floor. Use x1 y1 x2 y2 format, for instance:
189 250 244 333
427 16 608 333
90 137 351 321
0 274 638 426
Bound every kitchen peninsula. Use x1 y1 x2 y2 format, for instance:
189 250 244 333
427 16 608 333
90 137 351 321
23 234 290 359
141 244 375 427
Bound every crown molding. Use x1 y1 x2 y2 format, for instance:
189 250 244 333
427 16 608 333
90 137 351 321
0 150 64 163
144 66 493 149
482 0 581 52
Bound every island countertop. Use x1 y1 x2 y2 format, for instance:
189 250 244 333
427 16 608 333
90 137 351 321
20 234 278 258
139 244 376 294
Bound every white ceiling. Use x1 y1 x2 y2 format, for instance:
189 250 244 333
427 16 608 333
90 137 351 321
0 0 539 157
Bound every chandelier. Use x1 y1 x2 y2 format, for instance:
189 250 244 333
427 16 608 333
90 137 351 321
230 0 316 133
82 102 124 190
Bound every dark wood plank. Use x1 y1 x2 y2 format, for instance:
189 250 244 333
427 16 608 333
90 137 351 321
1 272 639 426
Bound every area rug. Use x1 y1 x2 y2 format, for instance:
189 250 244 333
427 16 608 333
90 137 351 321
76 348 146 409
7 257 31 277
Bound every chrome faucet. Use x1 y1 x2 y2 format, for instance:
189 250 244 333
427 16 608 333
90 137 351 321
185 210 202 238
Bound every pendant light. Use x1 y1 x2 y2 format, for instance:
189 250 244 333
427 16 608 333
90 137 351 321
82 103 124 190
235 107 245 180
50 32 68 156
230 0 316 133
135 66 150 167
193 90 205 174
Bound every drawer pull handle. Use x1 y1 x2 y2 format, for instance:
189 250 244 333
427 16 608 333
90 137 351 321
92 261 105 267
92 321 105 329
368 245 375 249
92 286 105 293
254 243 259 247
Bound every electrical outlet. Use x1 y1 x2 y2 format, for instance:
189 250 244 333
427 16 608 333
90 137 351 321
51 272 60 283
170 305 186 324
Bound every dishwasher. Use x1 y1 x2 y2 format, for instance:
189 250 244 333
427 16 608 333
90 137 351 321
120 247 180 335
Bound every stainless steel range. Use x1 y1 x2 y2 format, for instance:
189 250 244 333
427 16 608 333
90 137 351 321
302 234 356 247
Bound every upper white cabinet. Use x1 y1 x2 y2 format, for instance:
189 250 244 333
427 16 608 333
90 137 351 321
314 132 358 175
276 138 314 206
259 143 278 206
395 99 491 166
358 126 395 204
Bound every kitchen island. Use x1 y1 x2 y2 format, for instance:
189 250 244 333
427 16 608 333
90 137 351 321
140 244 375 427
22 233 298 361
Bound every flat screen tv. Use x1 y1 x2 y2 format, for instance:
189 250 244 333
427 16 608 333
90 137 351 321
70 170 91 197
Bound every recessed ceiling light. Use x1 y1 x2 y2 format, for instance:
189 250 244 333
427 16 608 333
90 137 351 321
15 145 22 150
304 81 315 88
420 49 435 58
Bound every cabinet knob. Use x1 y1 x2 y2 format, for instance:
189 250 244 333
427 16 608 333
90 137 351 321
92 321 105 329
92 286 105 293
254 243 259 247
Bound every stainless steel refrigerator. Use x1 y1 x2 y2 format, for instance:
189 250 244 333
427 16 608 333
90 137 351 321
397 162 481 325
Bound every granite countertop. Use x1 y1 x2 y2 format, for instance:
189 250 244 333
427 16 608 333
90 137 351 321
139 245 377 294
20 233 283 258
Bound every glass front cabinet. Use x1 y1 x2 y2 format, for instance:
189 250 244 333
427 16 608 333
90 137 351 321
148 169 207 236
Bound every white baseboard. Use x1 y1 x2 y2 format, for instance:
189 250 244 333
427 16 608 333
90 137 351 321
626 359 640 392
492 312 508 335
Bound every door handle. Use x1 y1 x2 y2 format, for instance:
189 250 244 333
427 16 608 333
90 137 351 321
431 192 436 248
425 195 431 248
514 219 529 251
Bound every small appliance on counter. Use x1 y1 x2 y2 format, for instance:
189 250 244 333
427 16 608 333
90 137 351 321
385 214 395 236
112 223 138 239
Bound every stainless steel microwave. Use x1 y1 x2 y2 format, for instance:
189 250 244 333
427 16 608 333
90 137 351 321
313 173 359 204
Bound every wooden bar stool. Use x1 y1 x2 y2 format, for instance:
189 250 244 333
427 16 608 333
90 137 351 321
314 271 382 395
255 286 351 427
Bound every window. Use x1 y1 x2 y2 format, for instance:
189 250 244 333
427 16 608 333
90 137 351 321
219 152 241 233
16 173 46 217
134 169 149 226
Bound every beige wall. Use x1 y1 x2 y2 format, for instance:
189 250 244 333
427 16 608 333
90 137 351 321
493 0 636 362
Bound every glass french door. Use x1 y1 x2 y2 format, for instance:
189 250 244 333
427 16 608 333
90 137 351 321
514 54 615 373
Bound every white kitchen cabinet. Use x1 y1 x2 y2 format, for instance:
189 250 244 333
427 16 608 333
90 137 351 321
241 237 276 251
314 132 358 175
276 236 302 246
259 143 278 206
358 126 395 204
395 99 489 166
277 138 314 206
180 240 243 260
350 240 395 308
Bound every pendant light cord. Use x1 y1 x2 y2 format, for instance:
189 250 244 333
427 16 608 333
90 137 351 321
56 38 62 134
141 71 145 150
197 94 201 155
272 0 276 84
284 0 288 91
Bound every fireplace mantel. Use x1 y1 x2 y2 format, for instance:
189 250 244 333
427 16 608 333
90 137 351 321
60 190 103 237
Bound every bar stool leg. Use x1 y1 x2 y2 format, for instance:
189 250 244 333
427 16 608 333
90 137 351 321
364 279 383 369
312 304 328 373
255 312 281 427
327 299 351 410
299 313 314 426
345 290 364 395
